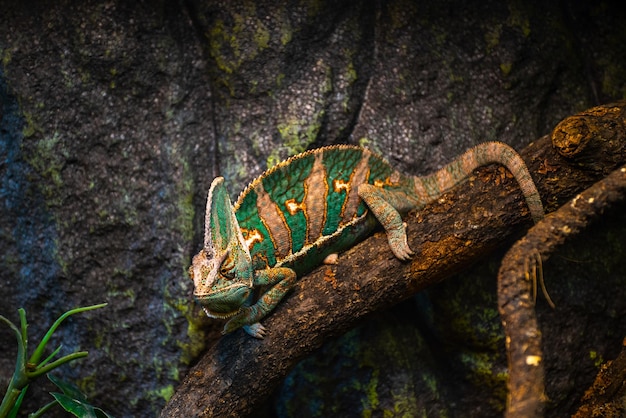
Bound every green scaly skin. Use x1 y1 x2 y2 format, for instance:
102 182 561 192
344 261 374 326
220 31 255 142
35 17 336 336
189 143 544 338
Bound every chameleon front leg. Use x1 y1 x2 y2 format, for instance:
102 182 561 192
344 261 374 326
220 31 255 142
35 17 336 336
358 184 419 260
223 267 297 338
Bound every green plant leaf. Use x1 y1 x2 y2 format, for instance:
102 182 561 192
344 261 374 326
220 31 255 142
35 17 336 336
27 400 56 418
28 351 89 379
38 345 62 369
48 375 87 402
50 392 98 418
30 303 107 365
7 386 27 418
0 314 28 417
0 304 109 418
93 407 113 418
49 392 113 418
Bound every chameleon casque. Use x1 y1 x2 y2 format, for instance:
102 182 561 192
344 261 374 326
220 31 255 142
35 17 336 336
189 142 544 338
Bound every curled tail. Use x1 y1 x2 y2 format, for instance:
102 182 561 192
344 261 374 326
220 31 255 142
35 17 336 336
412 141 544 223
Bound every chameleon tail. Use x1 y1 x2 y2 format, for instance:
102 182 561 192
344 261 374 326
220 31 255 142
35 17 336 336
412 141 544 223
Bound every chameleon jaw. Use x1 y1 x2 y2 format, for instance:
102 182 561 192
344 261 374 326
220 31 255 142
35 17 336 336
195 282 251 320
201 306 242 320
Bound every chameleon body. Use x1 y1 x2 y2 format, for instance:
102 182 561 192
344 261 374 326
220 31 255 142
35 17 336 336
190 142 544 338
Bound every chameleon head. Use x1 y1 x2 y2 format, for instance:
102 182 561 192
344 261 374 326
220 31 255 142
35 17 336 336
189 247 253 319
192 176 256 319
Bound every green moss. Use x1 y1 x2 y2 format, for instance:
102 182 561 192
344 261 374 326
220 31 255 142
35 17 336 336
507 1 531 37
22 111 41 138
340 60 359 111
178 320 209 365
484 24 502 53
162 268 208 365
164 266 208 365
92 328 105 350
209 19 235 74
107 285 136 306
276 319 450 416
589 350 604 367
346 61 358 85
361 368 380 417
276 73 285 87
270 115 321 167
358 137 371 148
254 23 270 49
271 62 332 166
276 118 317 146
459 351 507 411
500 62 513 76
175 158 195 243
432 264 504 353
280 21 293 46
386 0 418 33
148 384 175 402
208 3 277 96
360 325 441 416
23 131 68 211
76 374 97 398
1 47 11 66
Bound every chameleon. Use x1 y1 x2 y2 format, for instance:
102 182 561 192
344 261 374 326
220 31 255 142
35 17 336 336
189 142 544 338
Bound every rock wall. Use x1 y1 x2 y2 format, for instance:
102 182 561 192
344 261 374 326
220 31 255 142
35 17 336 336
1 0 624 416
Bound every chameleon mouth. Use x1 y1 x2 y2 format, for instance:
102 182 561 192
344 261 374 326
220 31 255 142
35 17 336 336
202 307 241 320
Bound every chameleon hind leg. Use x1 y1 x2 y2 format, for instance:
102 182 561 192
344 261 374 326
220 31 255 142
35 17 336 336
358 184 420 260
223 267 297 338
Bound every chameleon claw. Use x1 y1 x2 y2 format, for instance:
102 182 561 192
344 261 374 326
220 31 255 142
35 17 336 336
394 247 414 261
395 242 415 260
389 234 414 261
243 322 267 339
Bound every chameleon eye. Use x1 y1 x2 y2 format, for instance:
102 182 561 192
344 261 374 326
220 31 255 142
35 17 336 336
220 269 235 279
219 255 235 278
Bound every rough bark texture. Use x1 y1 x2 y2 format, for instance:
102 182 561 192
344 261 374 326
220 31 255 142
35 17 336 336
1 1 625 417
499 168 626 417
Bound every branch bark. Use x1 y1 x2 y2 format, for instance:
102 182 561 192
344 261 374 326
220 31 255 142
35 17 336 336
161 101 626 418
496 100 626 417
498 165 626 418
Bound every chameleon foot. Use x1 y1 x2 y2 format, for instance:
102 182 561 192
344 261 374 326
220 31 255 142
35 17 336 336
243 322 267 339
388 223 414 261
222 312 267 338
390 240 414 261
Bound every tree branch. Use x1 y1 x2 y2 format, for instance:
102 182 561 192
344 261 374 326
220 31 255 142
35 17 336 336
498 165 626 418
495 100 626 417
161 101 626 418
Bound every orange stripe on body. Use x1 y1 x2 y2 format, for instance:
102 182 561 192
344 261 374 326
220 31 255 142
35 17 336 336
412 178 430 203
460 151 479 176
341 151 370 223
436 168 455 192
254 181 292 259
304 151 328 243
